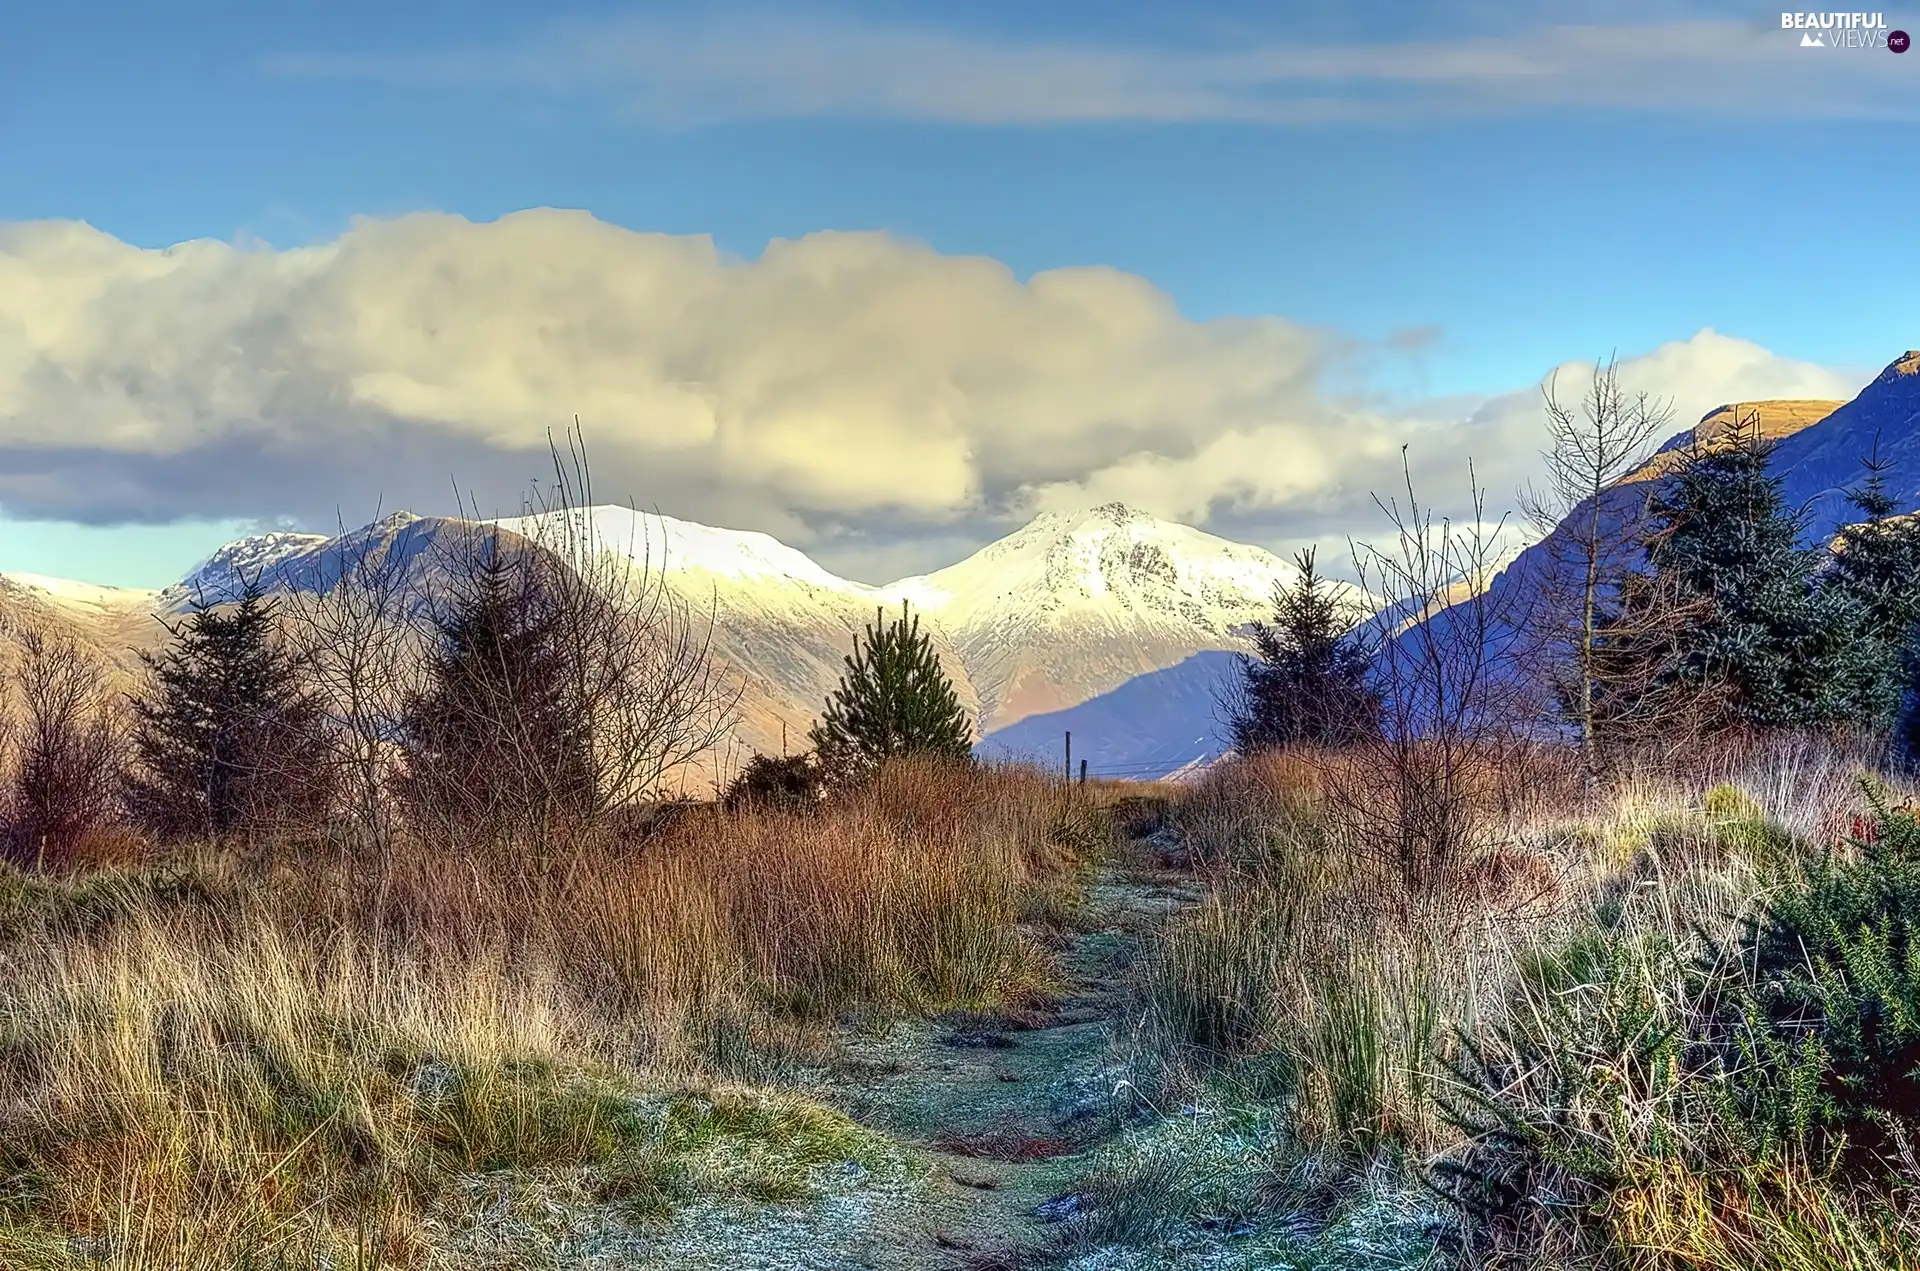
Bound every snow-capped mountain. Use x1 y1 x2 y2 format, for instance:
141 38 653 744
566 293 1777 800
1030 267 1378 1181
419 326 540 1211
891 503 1307 732
2 573 157 621
138 500 1306 776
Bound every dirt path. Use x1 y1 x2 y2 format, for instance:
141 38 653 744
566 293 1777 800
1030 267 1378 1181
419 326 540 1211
815 864 1209 1268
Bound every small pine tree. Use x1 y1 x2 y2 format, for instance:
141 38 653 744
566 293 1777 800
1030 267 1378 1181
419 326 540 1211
809 603 972 783
126 575 329 841
1822 449 1920 736
1226 547 1379 752
396 545 595 840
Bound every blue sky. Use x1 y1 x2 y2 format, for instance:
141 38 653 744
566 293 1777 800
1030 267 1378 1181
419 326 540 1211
2 0 1915 585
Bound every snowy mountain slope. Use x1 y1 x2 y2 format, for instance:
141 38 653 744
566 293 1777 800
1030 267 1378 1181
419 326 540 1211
488 506 981 761
889 502 1309 732
25 500 1314 778
2 573 157 620
157 506 974 768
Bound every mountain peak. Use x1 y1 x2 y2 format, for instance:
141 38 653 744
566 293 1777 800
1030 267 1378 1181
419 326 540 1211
1087 501 1148 525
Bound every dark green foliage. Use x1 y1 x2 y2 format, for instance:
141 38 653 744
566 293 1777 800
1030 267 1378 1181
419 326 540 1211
1823 453 1920 737
1226 547 1380 754
1595 428 1920 744
1433 784 1920 1250
808 603 972 782
722 752 824 812
1734 782 1920 1161
396 545 595 840
125 576 330 841
1639 422 1829 726
1591 419 1911 738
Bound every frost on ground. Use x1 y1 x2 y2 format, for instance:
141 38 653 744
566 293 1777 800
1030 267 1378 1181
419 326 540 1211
420 1089 952 1271
1053 1102 1457 1271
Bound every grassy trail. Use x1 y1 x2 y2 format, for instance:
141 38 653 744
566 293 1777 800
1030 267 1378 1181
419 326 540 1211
630 838 1207 1271
821 864 1208 1268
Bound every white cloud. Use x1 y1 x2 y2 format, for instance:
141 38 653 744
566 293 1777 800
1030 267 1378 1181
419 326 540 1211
0 212 1870 582
1040 328 1862 568
267 15 1920 126
0 210 1332 567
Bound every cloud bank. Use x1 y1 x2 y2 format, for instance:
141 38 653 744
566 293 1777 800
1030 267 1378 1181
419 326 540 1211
0 210 1863 580
268 14 1920 127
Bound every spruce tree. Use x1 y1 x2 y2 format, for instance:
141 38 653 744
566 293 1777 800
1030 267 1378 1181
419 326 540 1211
1226 547 1380 753
1823 451 1920 735
809 603 972 782
126 575 328 841
1593 416 1834 735
396 545 595 839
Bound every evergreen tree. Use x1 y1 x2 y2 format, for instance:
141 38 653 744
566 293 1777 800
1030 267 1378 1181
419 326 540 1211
1225 547 1380 753
809 603 972 782
1823 451 1920 736
396 545 595 839
126 575 329 841
1592 416 1836 736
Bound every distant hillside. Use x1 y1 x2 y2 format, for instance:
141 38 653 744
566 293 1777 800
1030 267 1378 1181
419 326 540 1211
976 650 1240 780
94 501 1318 784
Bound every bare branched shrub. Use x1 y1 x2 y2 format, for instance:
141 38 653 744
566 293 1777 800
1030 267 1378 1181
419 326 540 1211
1 624 124 869
1328 456 1554 909
279 515 424 852
1519 357 1673 783
521 433 739 816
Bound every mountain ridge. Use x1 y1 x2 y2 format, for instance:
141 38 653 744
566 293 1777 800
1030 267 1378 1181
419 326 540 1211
28 501 1314 782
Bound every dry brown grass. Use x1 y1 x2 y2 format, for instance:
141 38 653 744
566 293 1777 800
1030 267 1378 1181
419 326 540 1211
0 757 1097 1269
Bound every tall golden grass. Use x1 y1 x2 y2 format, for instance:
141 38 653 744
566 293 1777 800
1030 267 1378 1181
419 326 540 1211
0 757 1096 1269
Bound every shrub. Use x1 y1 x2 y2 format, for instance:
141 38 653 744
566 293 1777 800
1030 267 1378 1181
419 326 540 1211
2 626 123 870
1733 781 1920 1165
722 752 824 812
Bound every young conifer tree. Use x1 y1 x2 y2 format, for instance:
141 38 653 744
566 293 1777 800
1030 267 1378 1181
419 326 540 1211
1823 449 1920 736
126 575 329 840
809 602 972 782
396 541 595 842
1593 415 1832 736
1225 547 1379 753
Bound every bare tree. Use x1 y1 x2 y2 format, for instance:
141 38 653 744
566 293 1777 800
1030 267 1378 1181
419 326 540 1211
1321 452 1547 908
523 429 740 817
1518 357 1673 783
2 624 123 869
280 514 425 852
